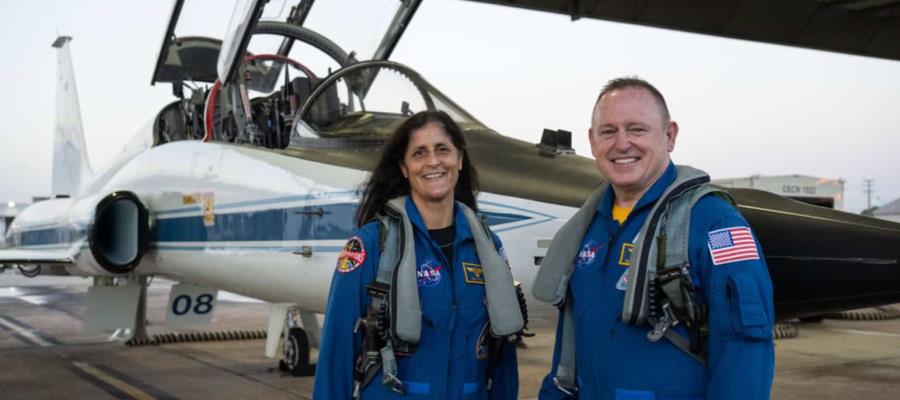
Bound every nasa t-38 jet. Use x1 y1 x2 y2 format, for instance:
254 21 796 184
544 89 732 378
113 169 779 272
2 0 899 375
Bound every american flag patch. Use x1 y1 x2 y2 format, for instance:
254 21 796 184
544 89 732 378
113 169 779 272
707 226 759 266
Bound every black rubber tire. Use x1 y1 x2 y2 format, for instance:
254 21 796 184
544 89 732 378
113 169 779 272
773 323 799 339
826 305 900 321
281 327 315 377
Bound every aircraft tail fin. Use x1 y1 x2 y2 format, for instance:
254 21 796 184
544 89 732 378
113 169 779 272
51 36 93 197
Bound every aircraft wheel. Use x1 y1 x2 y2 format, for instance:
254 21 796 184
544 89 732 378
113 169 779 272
773 323 799 339
279 327 315 376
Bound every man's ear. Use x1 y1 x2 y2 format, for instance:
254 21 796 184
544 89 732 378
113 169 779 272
665 121 679 152
588 128 595 147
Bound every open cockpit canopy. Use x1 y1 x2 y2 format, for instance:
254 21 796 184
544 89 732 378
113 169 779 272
293 60 488 145
152 0 421 87
150 0 492 152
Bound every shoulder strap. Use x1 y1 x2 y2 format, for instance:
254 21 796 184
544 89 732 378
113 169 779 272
554 165 724 388
380 197 525 341
460 204 524 337
376 216 400 286
661 185 734 270
542 186 607 393
532 184 608 306
381 197 422 344
622 165 711 326
552 298 579 395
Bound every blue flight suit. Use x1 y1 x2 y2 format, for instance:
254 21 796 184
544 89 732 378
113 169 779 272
313 197 518 399
539 163 775 400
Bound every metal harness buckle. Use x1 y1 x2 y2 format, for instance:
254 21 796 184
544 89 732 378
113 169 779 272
382 372 406 395
647 302 679 342
553 377 578 396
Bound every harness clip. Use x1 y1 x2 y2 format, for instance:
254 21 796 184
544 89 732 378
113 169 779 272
552 377 579 396
647 302 678 341
382 372 406 395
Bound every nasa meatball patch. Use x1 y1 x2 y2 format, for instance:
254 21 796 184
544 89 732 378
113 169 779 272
575 240 603 269
416 259 443 287
335 237 366 274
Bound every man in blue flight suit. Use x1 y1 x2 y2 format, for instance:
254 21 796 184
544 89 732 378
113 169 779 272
313 197 518 399
537 77 774 399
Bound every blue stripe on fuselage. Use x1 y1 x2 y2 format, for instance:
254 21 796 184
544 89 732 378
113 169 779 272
12 201 533 247
17 227 87 246
153 203 358 242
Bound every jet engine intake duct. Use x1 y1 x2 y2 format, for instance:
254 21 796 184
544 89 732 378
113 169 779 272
89 191 149 274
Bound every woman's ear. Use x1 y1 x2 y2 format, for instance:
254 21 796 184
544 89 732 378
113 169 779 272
400 162 408 178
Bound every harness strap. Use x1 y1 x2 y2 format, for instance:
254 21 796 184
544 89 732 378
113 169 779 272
542 165 733 392
352 213 407 398
663 328 707 366
385 197 423 344
379 340 405 394
353 196 523 396
553 298 578 394
461 205 524 337
532 186 607 306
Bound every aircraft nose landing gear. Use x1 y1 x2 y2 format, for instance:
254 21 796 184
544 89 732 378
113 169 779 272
267 305 320 377
279 326 316 376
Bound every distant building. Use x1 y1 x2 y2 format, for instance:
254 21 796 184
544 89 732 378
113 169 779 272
873 198 900 223
713 174 845 210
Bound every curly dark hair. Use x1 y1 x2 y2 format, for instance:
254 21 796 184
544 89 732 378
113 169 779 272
355 110 479 227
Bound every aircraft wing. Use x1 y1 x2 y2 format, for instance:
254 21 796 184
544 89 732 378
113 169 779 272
462 0 900 62
0 239 84 266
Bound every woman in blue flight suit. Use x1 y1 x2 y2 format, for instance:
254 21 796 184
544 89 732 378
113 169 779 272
313 111 519 399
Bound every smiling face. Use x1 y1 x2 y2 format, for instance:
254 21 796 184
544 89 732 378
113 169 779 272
589 87 678 204
400 122 462 207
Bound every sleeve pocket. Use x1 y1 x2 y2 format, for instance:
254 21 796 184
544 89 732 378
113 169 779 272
727 273 772 341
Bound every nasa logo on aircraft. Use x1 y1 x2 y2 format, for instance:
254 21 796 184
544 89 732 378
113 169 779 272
575 240 603 269
475 322 491 359
336 237 366 274
416 260 443 287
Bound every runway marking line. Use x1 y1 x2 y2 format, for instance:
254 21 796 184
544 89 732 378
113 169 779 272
0 315 55 347
71 361 159 400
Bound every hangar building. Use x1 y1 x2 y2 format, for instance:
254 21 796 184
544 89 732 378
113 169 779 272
874 198 900 223
713 175 845 210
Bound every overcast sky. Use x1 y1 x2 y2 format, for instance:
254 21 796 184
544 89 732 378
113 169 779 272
1 0 899 213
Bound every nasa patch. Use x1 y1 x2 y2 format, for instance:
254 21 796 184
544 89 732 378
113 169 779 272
575 240 603 269
335 237 366 274
476 322 491 360
416 260 444 287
